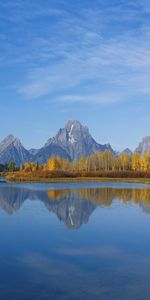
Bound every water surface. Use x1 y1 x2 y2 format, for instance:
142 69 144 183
0 182 150 299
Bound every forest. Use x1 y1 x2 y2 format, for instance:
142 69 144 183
5 150 150 181
20 150 150 172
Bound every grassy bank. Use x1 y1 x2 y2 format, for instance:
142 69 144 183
5 170 150 184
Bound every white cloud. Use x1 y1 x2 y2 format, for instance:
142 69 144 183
56 93 123 105
18 32 150 103
2 0 150 105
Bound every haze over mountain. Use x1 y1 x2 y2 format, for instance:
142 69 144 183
0 120 149 166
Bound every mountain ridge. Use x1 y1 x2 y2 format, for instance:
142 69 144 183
135 136 150 154
0 120 148 166
44 120 113 161
0 134 32 166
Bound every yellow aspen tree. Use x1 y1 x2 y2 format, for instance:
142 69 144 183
132 152 140 171
47 156 61 171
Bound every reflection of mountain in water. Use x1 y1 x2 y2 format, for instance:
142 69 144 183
0 187 96 229
45 191 95 229
0 186 150 229
0 187 29 214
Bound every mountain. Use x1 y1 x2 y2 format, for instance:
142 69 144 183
41 120 113 161
121 148 133 155
28 148 39 156
135 136 150 154
0 120 114 165
0 135 31 166
33 143 70 163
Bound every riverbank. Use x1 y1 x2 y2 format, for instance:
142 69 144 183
4 170 150 184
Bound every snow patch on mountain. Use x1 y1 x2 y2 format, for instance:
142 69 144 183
68 124 75 144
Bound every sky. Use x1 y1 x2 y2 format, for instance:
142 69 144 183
0 0 150 151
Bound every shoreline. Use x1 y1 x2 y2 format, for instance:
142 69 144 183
5 176 150 184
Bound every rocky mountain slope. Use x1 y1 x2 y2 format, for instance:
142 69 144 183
135 136 150 154
0 135 32 166
0 121 114 165
44 120 113 161
3 120 150 166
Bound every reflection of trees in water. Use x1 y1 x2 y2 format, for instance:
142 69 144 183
0 186 150 228
78 188 150 207
47 187 150 207
47 189 69 201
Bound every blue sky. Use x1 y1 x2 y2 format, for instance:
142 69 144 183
0 0 150 151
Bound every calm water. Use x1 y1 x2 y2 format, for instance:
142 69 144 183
0 181 150 299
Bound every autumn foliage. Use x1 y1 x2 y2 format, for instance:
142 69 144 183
41 151 150 172
7 150 150 180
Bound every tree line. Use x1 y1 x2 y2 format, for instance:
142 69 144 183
19 150 150 173
0 162 16 173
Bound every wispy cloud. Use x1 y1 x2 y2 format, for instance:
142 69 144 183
18 31 150 104
56 93 123 105
1 0 150 106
